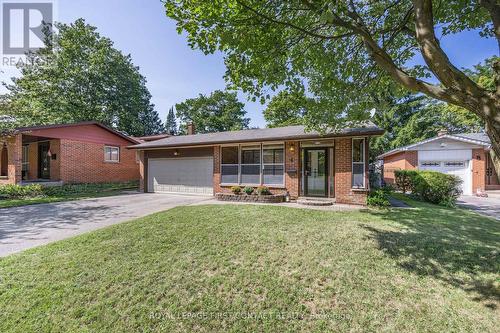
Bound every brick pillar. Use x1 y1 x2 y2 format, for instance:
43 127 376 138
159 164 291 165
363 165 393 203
285 141 299 198
334 137 368 205
139 150 147 192
4 134 23 184
405 151 418 169
472 149 486 193
213 145 221 195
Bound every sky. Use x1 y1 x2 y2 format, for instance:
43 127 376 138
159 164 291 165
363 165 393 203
0 0 498 128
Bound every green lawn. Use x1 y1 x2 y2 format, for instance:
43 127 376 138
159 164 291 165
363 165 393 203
0 190 127 208
0 201 498 332
0 182 138 209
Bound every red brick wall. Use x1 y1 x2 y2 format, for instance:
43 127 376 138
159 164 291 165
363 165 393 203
0 134 22 185
383 151 418 184
139 150 146 192
59 139 139 183
213 146 221 195
334 137 368 205
472 148 486 193
285 141 299 198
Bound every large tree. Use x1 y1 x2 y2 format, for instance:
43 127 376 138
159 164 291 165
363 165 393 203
1 19 164 136
165 106 178 135
165 0 500 169
175 90 250 134
263 90 312 127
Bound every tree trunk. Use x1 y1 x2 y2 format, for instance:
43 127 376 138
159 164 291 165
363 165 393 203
485 117 500 184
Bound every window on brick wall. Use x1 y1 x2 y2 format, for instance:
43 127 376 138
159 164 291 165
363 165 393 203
221 146 239 183
262 144 284 185
352 138 365 188
104 146 120 162
220 144 285 186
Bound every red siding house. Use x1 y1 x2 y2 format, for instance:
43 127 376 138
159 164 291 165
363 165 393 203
130 123 384 205
0 122 140 185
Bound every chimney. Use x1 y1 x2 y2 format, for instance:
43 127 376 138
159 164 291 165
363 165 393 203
437 128 448 137
187 122 195 135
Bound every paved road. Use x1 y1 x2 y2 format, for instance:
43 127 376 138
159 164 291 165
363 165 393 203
457 195 500 220
0 193 212 257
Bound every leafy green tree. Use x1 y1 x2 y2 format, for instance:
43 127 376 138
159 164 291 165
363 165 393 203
1 19 163 136
175 90 250 134
165 0 500 170
263 91 312 127
165 106 178 135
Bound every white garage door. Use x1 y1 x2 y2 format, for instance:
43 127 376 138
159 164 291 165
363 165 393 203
419 160 472 195
148 157 213 195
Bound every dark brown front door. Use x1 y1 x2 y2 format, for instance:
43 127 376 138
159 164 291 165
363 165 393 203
38 142 50 179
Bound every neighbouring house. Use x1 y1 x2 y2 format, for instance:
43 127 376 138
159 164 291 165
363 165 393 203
378 130 500 195
0 122 140 185
130 123 385 205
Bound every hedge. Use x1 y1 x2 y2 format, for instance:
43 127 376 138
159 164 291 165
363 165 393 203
394 169 462 206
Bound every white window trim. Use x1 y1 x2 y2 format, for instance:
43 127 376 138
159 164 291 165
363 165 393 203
22 145 29 171
352 138 366 189
104 146 120 163
220 143 285 187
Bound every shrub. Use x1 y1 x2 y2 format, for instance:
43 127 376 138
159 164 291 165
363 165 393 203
230 186 241 194
394 170 418 193
367 188 391 207
243 186 254 195
411 171 462 206
0 184 45 199
256 186 271 195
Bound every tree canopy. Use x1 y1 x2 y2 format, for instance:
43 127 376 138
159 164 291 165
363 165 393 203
165 106 178 135
165 0 500 168
1 19 164 136
263 90 312 128
175 90 250 134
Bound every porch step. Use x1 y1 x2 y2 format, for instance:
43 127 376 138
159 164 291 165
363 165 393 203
297 197 334 206
20 180 64 187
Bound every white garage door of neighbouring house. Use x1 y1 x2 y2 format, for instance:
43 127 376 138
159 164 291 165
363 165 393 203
148 157 214 195
419 160 472 195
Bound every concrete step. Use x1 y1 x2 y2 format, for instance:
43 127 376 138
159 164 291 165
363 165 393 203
297 197 334 206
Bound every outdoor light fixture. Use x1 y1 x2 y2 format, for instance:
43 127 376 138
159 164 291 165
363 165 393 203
290 144 295 152
174 149 179 156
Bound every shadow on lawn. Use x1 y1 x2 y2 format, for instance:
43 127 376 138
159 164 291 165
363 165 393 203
365 204 500 309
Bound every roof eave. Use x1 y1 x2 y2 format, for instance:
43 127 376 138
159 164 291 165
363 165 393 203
128 129 385 150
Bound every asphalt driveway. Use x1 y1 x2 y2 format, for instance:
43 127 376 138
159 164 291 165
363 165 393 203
457 195 500 220
0 193 212 257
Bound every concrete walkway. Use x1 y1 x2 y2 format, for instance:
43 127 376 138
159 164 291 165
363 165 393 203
0 193 212 257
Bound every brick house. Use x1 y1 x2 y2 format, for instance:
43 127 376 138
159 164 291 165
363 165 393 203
0 122 140 185
130 123 384 205
378 131 500 195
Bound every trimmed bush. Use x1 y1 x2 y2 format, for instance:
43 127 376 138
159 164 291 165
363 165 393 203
256 186 271 195
0 184 45 199
411 171 462 206
367 189 391 207
394 170 418 193
230 186 241 194
243 186 254 195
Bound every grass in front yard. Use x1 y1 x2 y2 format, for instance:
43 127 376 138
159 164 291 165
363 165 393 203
0 203 498 332
0 182 137 209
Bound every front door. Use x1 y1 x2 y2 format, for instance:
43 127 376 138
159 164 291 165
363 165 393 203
38 142 50 179
304 148 328 197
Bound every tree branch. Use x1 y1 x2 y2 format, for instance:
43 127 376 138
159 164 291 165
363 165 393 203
412 0 487 99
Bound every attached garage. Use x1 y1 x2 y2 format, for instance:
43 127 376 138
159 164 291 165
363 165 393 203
146 147 214 195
